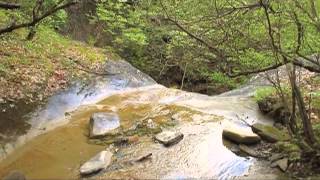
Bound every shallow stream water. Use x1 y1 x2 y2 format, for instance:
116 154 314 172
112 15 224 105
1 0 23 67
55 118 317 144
0 60 285 179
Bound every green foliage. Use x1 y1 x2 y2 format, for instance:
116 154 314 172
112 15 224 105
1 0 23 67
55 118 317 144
209 72 236 89
314 123 320 139
273 141 301 154
95 0 147 48
311 90 320 110
47 9 68 28
0 0 69 34
254 87 277 102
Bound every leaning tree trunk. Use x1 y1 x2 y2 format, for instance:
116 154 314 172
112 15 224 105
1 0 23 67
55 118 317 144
291 72 317 145
289 66 297 134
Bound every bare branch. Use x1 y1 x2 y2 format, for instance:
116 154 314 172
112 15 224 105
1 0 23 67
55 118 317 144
0 2 20 9
228 62 285 77
159 0 225 60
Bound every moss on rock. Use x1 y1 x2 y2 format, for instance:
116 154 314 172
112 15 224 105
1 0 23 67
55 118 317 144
252 123 290 143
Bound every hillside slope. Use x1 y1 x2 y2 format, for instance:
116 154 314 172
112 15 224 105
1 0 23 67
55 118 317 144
0 26 116 104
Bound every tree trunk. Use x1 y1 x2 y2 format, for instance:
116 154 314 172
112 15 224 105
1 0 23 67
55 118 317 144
289 66 298 134
292 77 317 145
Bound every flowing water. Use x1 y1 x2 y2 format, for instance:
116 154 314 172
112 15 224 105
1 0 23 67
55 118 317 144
0 60 285 179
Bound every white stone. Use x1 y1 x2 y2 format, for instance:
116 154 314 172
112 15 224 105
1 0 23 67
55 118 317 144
80 150 113 175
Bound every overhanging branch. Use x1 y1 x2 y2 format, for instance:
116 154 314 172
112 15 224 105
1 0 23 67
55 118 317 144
0 0 77 35
0 2 20 9
228 57 320 77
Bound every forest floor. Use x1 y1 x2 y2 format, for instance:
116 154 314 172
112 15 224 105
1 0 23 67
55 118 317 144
0 26 118 105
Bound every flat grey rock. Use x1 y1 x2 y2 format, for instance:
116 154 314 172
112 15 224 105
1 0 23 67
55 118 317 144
155 130 184 146
223 125 261 145
89 112 120 138
239 144 259 158
80 150 113 175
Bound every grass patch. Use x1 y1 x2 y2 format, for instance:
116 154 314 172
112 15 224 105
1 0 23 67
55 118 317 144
254 87 277 102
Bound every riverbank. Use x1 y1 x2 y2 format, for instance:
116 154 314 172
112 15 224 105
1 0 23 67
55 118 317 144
0 26 118 144
252 68 320 177
0 26 114 104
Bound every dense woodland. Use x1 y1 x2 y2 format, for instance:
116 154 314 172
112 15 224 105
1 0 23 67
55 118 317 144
0 0 320 177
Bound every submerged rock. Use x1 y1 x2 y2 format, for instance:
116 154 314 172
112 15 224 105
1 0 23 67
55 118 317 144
89 112 120 138
251 123 290 143
154 130 184 146
239 144 269 158
80 150 113 175
3 170 26 180
239 144 259 158
269 153 285 162
222 126 261 145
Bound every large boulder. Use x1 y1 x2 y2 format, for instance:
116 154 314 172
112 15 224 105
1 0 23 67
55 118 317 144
222 126 261 145
89 112 120 138
154 130 184 146
80 150 113 175
251 123 290 143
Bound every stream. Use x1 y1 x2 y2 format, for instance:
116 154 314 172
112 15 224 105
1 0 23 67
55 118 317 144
0 60 287 179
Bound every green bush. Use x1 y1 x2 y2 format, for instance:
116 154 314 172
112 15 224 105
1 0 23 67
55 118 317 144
254 87 277 102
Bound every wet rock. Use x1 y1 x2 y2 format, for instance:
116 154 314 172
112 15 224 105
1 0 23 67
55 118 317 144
258 99 273 114
89 112 120 138
3 170 26 180
239 144 260 158
271 106 291 125
251 123 290 143
258 98 291 124
80 150 113 175
154 130 184 146
229 145 240 154
269 153 284 162
126 120 162 137
135 153 152 162
222 126 261 145
272 158 288 172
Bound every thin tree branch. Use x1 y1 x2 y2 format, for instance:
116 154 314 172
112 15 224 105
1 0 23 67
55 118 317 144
159 0 225 59
0 2 20 9
0 0 77 35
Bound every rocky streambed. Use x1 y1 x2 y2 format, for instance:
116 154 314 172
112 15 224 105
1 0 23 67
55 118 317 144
0 60 289 179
